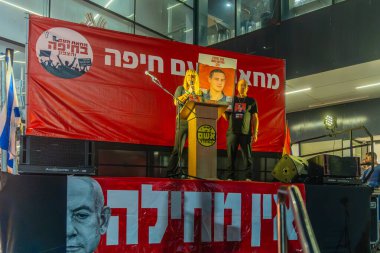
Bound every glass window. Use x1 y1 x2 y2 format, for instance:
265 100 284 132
136 0 193 44
282 0 332 20
237 0 275 36
0 42 26 119
89 0 135 20
135 25 170 40
0 0 48 43
50 0 133 34
180 0 193 8
198 0 235 46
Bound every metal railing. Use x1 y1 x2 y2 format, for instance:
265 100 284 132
277 185 320 253
291 126 375 183
292 126 373 160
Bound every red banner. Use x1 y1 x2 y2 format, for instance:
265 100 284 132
27 15 285 152
91 177 304 253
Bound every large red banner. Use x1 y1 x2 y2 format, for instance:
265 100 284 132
89 177 304 253
27 15 285 152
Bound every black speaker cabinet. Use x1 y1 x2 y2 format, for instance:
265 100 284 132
18 136 95 175
307 154 360 178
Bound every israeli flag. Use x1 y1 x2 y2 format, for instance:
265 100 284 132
0 49 21 174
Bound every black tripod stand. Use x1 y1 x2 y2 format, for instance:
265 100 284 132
335 197 352 253
146 73 203 180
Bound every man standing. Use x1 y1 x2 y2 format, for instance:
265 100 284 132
203 69 227 102
67 176 111 253
224 79 259 180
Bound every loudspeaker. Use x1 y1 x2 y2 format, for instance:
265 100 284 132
271 154 308 183
307 154 360 178
18 136 95 175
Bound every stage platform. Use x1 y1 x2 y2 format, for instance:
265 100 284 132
0 173 372 253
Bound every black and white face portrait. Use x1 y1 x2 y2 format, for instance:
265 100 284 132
66 177 110 253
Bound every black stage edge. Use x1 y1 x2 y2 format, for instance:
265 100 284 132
0 173 67 253
306 184 372 253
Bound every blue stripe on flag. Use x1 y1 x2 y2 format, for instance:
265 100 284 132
0 73 14 150
7 152 14 173
0 49 20 174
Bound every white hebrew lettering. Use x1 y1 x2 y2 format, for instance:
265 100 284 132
214 193 242 242
148 56 164 73
184 192 212 243
253 72 266 88
106 216 119 245
140 54 147 64
267 74 280 89
107 190 139 245
238 70 252 86
251 194 261 246
123 51 138 69
171 191 182 219
171 59 185 76
105 48 121 67
141 184 168 244
263 194 272 219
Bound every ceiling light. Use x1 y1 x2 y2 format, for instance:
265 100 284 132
167 0 187 10
167 3 181 9
356 83 380 89
93 0 114 20
226 2 232 7
308 96 368 108
104 0 114 8
0 0 43 16
285 87 311 95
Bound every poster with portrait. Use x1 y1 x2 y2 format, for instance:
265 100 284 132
0 173 305 253
198 53 237 105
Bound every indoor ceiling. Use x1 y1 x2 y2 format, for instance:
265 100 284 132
286 59 380 113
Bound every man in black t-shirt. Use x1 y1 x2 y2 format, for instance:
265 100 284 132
224 79 259 180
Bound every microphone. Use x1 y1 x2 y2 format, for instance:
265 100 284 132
190 80 195 94
361 162 372 166
145 71 158 81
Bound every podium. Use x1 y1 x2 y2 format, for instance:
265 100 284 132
180 101 227 178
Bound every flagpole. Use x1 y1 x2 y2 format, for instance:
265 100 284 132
0 48 20 175
0 56 6 172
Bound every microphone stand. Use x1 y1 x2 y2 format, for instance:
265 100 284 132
146 75 204 180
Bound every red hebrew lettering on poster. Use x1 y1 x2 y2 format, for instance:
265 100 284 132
27 15 285 152
88 177 304 253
